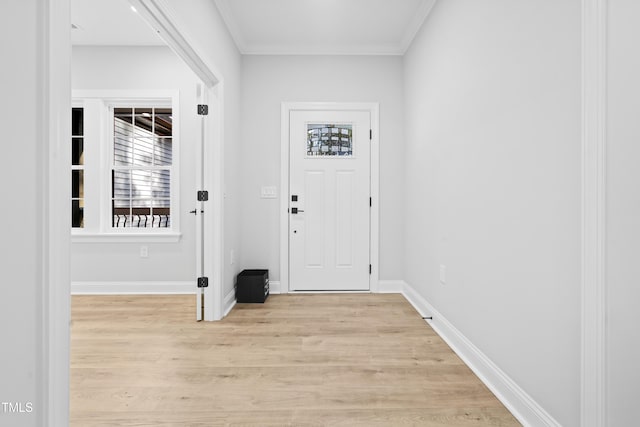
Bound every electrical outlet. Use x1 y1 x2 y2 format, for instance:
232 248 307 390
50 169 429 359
230 249 235 265
140 246 148 258
439 265 446 284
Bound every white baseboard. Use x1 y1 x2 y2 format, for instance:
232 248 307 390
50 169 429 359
71 281 195 295
223 280 280 316
268 280 282 294
378 280 405 293
272 280 392 294
223 288 236 317
401 281 561 427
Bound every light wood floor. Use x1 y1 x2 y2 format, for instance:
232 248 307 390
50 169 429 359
71 294 520 426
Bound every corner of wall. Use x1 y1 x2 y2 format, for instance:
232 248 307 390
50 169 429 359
401 281 562 427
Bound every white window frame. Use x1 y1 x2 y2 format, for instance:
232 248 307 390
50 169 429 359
71 90 181 243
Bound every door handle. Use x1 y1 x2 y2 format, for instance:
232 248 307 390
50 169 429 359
291 207 304 214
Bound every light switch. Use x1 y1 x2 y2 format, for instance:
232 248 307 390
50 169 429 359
261 186 277 199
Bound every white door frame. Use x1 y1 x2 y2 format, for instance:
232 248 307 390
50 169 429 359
581 0 607 425
47 1 72 425
280 102 380 293
203 83 225 321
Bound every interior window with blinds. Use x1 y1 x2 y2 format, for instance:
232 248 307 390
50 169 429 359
112 107 172 228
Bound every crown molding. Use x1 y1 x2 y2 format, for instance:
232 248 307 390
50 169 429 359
213 0 248 53
241 43 405 56
213 0 435 56
400 0 437 54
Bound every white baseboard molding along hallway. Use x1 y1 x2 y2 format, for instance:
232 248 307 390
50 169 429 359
400 280 561 427
71 281 195 295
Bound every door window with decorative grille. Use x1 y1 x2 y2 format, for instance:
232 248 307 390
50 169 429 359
112 107 173 228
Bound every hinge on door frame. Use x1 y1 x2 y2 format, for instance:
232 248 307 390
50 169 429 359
369 264 372 275
369 197 372 207
370 129 372 140
197 277 209 288
197 190 208 201
197 104 209 115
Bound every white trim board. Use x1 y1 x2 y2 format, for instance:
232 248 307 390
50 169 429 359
268 280 283 294
581 0 607 425
71 281 195 295
280 102 380 294
400 281 561 427
204 83 225 321
223 288 236 317
378 280 405 294
222 281 282 317
47 0 72 425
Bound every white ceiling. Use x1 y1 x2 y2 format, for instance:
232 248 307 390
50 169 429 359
71 0 436 55
214 0 436 55
71 0 164 46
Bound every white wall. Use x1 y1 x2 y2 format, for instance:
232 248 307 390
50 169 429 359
403 1 581 425
165 0 243 299
240 55 405 282
71 46 200 283
0 3 40 424
606 0 640 424
1 0 69 425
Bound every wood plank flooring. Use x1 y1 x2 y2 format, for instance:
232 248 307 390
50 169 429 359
71 294 520 426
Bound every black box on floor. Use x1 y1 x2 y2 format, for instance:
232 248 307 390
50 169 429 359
236 269 269 303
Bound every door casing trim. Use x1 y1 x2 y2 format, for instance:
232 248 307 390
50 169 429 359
280 102 380 293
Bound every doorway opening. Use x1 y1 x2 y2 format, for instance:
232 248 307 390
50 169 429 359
69 0 224 321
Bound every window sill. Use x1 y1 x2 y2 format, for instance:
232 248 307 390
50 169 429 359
71 231 182 243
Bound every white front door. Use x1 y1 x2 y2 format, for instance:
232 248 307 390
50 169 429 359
289 110 371 291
